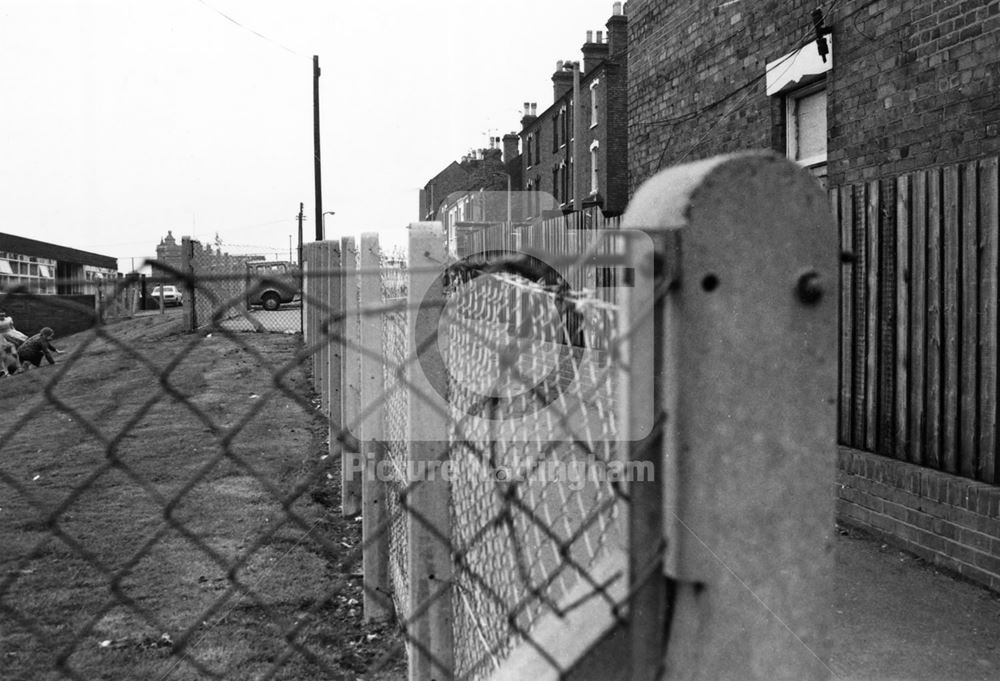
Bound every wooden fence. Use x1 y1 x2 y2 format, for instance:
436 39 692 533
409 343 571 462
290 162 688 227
831 156 1000 485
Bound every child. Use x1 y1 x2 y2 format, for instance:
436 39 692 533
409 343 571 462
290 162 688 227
17 327 64 368
0 310 28 348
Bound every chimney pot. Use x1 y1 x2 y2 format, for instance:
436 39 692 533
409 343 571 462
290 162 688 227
597 30 604 43
613 1 622 15
556 59 564 70
586 30 593 43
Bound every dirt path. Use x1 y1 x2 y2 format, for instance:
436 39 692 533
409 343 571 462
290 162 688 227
0 316 404 680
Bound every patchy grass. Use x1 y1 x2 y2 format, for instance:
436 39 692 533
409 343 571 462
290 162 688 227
0 316 405 680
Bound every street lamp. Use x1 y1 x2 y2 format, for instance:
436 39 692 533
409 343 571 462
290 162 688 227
322 211 336 240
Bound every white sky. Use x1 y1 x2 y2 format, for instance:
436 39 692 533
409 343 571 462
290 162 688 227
0 0 619 271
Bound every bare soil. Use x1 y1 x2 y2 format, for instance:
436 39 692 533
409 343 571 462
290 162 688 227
0 314 405 680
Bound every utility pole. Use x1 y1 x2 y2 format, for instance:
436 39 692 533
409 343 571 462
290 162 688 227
297 202 305 335
313 55 324 241
297 202 304 267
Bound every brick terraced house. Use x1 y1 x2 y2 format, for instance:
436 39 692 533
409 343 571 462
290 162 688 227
628 0 1000 591
519 2 629 219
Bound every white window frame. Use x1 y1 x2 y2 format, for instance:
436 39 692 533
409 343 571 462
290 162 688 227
589 79 600 128
785 81 827 171
589 140 600 194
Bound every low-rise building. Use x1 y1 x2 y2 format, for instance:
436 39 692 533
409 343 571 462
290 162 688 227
0 233 117 295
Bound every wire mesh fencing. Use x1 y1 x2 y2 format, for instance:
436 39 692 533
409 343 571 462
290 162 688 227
2 154 840 681
300 221 651 681
0 273 405 681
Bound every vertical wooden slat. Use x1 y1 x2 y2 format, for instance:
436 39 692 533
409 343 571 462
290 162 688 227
879 179 897 456
909 171 927 466
961 162 980 478
852 184 868 448
926 168 943 470
942 165 961 474
866 181 880 452
837 187 854 444
979 157 999 484
895 176 910 460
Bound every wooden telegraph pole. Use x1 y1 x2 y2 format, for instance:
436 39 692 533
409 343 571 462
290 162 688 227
313 55 324 241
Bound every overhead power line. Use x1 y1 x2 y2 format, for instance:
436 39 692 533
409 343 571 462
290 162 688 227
193 0 304 58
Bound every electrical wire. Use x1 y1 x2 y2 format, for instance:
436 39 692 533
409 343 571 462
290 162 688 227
192 0 304 58
652 0 848 169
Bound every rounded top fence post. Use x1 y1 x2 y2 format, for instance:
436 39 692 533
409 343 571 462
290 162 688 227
621 152 838 681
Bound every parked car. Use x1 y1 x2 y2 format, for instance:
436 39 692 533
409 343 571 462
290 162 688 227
245 261 299 311
150 285 183 307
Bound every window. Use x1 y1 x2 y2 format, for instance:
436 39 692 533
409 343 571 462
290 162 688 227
590 141 600 194
568 157 574 202
590 79 600 127
526 133 535 167
766 39 831 188
786 83 827 186
0 260 11 275
558 161 571 205
552 116 559 152
552 167 560 202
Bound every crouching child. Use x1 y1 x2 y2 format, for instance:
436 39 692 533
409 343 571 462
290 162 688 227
18 327 64 369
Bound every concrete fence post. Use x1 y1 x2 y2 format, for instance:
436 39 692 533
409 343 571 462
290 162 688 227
316 242 330 414
621 153 837 681
341 236 363 517
180 236 196 331
359 232 391 621
302 243 315 389
318 242 345 514
406 222 453 681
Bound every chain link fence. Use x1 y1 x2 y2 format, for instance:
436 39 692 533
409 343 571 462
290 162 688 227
2 155 838 681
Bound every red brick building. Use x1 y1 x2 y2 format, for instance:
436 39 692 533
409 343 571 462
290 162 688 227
518 2 629 218
628 0 1000 591
628 0 1000 189
418 143 524 256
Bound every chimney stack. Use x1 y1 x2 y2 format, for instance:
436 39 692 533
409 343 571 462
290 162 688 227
582 28 611 74
552 60 573 101
502 133 519 163
521 101 538 128
607 2 628 62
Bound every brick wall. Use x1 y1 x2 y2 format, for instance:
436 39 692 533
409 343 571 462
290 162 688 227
839 447 1000 592
628 0 1000 192
518 12 629 218
602 61 628 214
